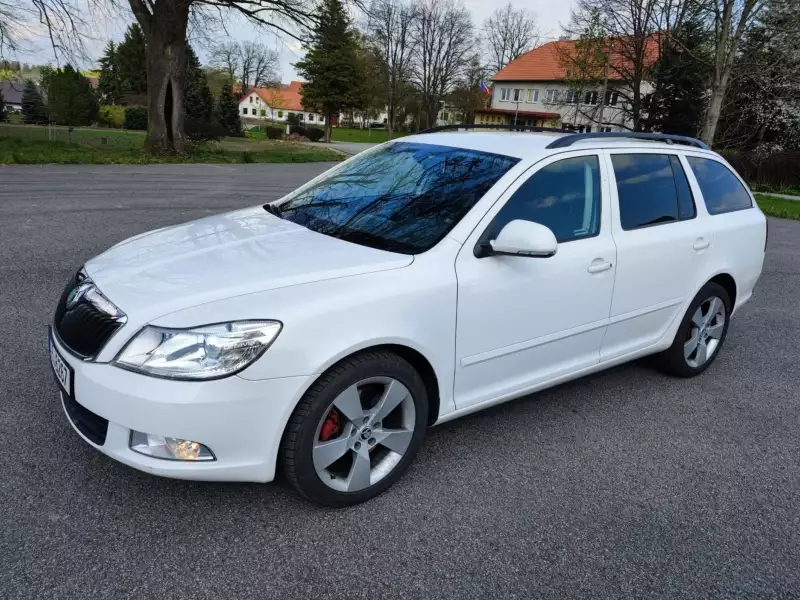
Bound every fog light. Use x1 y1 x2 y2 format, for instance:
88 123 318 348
130 431 216 461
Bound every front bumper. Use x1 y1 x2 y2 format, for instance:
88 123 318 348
52 334 311 483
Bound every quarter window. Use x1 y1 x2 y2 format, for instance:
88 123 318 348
486 156 602 244
686 157 752 214
612 154 696 230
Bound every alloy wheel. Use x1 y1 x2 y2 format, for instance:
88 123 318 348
312 376 416 493
684 296 726 368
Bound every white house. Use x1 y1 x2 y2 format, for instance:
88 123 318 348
478 38 659 132
238 81 327 125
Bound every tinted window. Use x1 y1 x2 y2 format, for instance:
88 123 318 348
670 155 696 220
612 154 684 230
486 156 601 243
687 157 752 214
274 142 519 254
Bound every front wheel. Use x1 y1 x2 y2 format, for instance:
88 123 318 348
281 351 428 507
654 282 731 377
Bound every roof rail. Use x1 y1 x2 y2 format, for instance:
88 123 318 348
420 123 571 134
545 131 709 150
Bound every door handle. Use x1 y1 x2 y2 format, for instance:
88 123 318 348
693 238 711 251
587 260 613 274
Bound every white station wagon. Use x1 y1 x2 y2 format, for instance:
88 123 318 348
49 129 767 506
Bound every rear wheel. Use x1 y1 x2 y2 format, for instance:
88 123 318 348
281 351 428 507
654 282 731 377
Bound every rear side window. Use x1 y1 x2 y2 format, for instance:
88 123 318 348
611 154 696 230
686 157 752 214
485 155 601 243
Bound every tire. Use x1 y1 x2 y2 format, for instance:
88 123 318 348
654 282 732 377
281 350 428 507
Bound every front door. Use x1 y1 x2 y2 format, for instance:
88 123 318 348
454 152 617 409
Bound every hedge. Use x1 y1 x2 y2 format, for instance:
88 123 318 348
123 106 147 131
723 150 800 190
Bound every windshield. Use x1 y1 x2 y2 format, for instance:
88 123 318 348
273 142 520 254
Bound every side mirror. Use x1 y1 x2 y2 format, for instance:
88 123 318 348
485 220 558 258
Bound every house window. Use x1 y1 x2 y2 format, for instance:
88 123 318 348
512 89 522 102
545 89 558 104
526 89 539 103
278 111 284 118
600 126 613 133
585 91 598 105
442 112 449 121
500 88 510 101
249 96 253 103
308 114 314 122
242 108 248 115
605 91 619 106
565 90 580 104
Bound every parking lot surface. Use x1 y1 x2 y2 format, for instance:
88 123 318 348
1 164 799 599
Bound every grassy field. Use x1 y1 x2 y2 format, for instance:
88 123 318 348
755 194 800 220
0 124 343 164
331 128 406 143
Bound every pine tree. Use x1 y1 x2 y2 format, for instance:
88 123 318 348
646 19 712 137
45 65 100 126
185 45 214 122
21 80 48 124
217 82 241 135
98 41 124 104
295 0 365 142
117 24 148 97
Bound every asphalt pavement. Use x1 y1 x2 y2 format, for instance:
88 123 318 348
1 164 799 599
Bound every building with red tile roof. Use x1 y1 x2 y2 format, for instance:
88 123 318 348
476 37 661 132
238 81 328 126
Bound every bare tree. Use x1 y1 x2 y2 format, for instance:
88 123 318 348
1 0 96 60
410 0 473 130
483 2 541 73
125 0 314 153
367 0 416 138
213 40 240 82
700 0 768 145
212 41 280 95
568 0 694 131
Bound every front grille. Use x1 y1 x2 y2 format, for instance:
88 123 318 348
54 272 126 359
62 393 109 446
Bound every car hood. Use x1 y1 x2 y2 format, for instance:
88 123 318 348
84 206 412 320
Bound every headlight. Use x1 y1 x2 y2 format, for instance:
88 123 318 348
114 321 282 380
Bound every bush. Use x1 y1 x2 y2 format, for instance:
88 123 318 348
123 106 147 130
185 118 227 142
265 126 284 140
306 127 325 142
98 105 125 128
723 150 800 190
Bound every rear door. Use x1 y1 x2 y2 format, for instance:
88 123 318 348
601 149 711 361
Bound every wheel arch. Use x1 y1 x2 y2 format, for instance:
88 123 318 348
708 272 737 309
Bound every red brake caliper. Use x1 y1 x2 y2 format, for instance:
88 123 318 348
319 408 342 442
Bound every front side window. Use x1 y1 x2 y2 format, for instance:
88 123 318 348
612 154 695 230
484 156 602 244
275 142 520 254
687 157 752 214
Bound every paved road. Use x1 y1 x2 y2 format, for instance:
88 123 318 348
1 164 799 599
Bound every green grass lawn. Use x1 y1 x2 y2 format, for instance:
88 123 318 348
330 127 406 143
0 123 343 164
754 194 800 220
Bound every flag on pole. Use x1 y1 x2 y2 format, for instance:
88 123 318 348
479 81 492 95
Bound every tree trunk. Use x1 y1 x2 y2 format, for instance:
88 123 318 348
141 6 190 154
387 100 394 140
324 108 332 143
701 67 732 147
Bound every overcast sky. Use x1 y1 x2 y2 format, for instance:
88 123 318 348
23 0 574 81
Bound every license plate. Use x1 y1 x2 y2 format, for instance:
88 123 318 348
49 330 73 397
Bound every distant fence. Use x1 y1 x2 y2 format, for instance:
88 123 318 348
723 151 800 190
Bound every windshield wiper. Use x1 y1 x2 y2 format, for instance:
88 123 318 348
263 203 283 218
